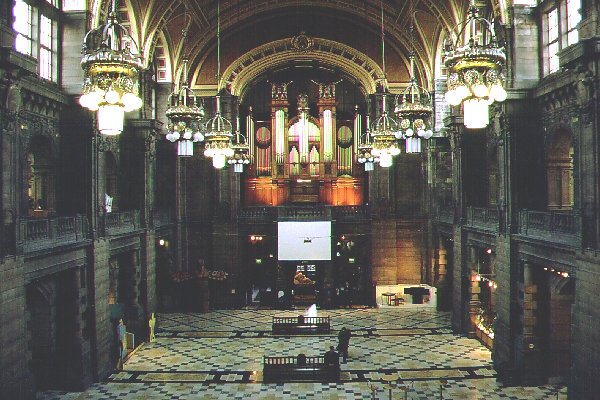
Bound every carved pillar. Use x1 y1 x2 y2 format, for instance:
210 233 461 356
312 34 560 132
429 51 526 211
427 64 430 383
467 246 481 337
446 115 465 224
270 83 289 178
437 237 448 285
493 107 512 234
515 261 544 385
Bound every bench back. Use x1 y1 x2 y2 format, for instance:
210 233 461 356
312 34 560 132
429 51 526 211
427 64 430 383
272 316 330 325
263 355 325 366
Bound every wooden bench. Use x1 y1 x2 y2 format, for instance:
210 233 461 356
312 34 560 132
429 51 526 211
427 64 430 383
263 355 340 383
271 316 331 335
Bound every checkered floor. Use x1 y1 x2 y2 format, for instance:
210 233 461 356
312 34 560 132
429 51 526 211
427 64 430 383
38 307 567 399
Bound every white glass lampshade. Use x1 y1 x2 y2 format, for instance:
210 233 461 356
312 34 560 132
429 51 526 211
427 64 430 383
212 153 226 169
490 84 507 102
365 161 374 171
105 88 120 104
406 137 422 153
97 104 124 135
472 84 488 98
379 153 393 168
122 92 143 112
233 163 244 173
177 140 193 157
463 98 490 129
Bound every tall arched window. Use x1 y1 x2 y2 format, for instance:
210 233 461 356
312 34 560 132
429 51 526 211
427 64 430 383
546 132 574 210
26 136 55 217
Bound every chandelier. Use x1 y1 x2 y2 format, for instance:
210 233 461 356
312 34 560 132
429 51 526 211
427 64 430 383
370 95 400 168
394 11 433 154
80 0 143 135
203 0 234 169
443 0 507 129
227 124 251 173
357 116 377 171
368 1 400 169
165 18 205 157
204 96 234 169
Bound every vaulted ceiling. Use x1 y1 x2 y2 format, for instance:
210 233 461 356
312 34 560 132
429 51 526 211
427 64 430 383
91 0 507 94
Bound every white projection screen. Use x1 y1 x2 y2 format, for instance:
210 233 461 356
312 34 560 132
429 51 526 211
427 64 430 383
278 221 332 261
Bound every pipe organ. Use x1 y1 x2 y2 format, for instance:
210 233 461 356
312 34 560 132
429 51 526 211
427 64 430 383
243 82 365 206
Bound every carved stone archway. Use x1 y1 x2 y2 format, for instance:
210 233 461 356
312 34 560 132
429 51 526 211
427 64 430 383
198 35 385 100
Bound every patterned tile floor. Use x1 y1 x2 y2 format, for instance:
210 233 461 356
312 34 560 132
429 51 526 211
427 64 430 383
38 307 567 399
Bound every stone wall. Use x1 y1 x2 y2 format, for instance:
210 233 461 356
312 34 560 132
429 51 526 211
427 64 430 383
0 257 32 399
571 251 600 398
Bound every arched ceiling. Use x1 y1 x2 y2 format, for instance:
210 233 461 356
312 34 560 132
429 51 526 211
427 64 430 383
92 0 507 93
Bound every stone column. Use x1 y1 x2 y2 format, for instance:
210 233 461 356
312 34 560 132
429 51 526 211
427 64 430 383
90 238 113 380
516 261 543 385
467 246 481 337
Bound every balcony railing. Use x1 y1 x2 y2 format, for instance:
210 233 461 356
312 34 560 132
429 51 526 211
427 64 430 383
278 206 332 220
238 207 277 222
238 205 371 223
436 205 455 224
19 214 89 253
103 210 141 236
466 207 499 232
518 210 579 246
332 206 372 221
152 209 173 229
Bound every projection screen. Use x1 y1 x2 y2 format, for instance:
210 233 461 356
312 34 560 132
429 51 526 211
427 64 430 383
277 221 332 261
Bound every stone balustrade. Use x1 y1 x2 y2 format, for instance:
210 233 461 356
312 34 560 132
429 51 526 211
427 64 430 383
19 214 89 253
466 207 500 232
103 210 141 236
518 209 579 246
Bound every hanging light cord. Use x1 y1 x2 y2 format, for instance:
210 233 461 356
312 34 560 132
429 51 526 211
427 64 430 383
380 0 385 78
217 0 221 88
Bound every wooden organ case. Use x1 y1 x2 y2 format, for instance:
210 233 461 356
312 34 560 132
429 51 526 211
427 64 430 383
242 82 366 206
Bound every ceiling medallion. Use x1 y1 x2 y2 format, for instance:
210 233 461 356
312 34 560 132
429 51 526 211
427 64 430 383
291 32 314 53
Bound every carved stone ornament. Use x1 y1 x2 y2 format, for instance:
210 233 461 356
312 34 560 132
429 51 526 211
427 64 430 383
291 32 314 53
97 135 119 153
145 133 156 161
576 69 594 120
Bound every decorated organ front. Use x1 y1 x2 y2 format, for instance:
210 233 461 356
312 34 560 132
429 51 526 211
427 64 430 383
242 81 366 206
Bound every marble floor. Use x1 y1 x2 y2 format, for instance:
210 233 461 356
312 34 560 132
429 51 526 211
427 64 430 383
38 307 567 399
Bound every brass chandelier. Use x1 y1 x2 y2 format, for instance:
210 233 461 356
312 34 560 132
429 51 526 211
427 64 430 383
227 123 251 173
367 1 400 169
394 13 433 154
202 0 237 169
356 116 376 171
165 16 205 157
80 0 143 135
443 0 507 129
370 95 401 168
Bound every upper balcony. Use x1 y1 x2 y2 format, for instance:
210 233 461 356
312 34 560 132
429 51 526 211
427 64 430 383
517 209 580 247
102 210 142 236
466 206 500 233
237 205 371 224
19 214 90 254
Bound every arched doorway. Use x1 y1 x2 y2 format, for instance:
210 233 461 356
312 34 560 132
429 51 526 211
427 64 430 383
546 131 573 210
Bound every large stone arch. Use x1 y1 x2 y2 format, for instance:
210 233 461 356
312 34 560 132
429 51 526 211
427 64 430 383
200 36 386 100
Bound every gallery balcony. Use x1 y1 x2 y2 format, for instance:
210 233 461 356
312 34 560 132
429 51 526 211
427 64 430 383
102 210 142 237
19 214 90 254
465 206 500 233
517 209 580 247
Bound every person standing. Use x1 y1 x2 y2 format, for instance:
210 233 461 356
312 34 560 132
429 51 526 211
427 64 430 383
324 345 339 366
337 327 351 363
